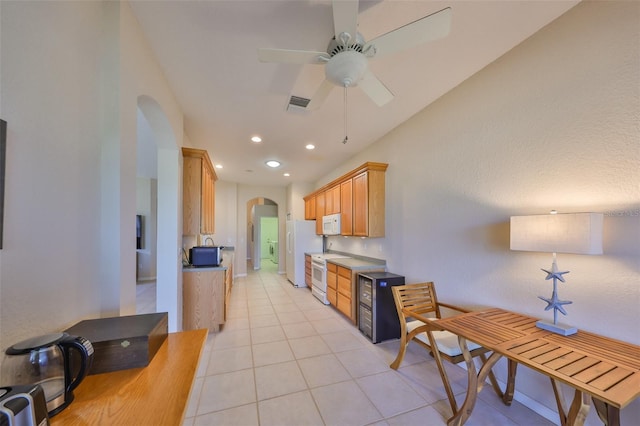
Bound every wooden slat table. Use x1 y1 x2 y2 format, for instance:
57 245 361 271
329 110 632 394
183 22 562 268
51 329 207 425
417 308 640 426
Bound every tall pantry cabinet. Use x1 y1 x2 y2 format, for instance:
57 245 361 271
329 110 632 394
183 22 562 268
182 148 217 235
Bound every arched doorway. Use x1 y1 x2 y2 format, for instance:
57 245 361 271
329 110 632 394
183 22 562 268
136 95 181 332
247 197 278 271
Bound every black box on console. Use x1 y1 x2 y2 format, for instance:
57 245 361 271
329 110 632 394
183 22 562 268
64 312 168 375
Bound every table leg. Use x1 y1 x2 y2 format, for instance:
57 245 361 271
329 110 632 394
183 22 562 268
502 359 517 405
447 336 503 426
550 379 591 426
592 398 620 426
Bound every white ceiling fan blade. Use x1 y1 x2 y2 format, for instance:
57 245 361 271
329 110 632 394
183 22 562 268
365 7 452 59
307 79 335 110
258 48 327 65
332 0 359 42
359 71 393 107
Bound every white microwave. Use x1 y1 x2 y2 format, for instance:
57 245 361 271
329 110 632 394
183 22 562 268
322 213 341 235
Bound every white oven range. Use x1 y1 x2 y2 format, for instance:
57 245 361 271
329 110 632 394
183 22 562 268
310 253 350 304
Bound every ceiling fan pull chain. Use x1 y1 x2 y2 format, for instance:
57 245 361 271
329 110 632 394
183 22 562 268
343 86 348 144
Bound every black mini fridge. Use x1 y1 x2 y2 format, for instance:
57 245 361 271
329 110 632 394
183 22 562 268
357 272 405 343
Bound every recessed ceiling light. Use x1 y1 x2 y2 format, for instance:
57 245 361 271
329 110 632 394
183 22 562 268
215 164 223 169
251 136 262 143
283 173 290 177
305 144 315 150
265 160 281 168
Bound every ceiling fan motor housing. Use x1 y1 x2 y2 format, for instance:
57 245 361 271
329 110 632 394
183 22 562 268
325 51 368 87
327 32 365 56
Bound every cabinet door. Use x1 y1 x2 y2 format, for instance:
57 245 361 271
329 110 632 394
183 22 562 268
225 264 233 321
353 172 368 236
326 185 340 214
183 270 226 332
304 197 316 220
336 266 352 319
326 263 338 306
201 162 215 234
315 193 326 235
340 179 353 235
183 157 202 235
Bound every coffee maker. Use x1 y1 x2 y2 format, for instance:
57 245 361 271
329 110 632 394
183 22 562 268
1 333 94 417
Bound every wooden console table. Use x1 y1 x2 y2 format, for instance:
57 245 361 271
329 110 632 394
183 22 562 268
52 329 207 425
412 308 639 426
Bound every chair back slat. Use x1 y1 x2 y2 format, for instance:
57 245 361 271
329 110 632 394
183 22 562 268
393 282 441 319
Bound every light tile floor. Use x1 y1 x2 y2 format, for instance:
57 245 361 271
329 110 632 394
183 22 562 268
137 262 555 426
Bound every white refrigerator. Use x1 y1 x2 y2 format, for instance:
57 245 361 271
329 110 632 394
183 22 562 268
286 220 322 287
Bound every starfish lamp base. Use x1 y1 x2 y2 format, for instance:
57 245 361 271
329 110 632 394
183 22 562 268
536 320 577 336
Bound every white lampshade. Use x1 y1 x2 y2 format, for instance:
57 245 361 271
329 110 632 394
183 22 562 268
510 213 603 255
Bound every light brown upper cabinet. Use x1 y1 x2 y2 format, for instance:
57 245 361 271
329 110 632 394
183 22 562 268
315 191 326 235
352 168 386 237
182 148 217 235
340 179 353 235
304 196 316 220
325 185 341 215
304 162 387 237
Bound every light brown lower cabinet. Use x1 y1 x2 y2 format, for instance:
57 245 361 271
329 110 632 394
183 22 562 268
183 270 226 332
327 263 338 306
327 262 384 324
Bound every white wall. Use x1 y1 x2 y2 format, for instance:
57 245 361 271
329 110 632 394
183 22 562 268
0 0 187 354
321 1 639 422
0 1 104 350
287 182 314 220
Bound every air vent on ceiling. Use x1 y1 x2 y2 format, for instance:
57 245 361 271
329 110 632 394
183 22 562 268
287 95 310 111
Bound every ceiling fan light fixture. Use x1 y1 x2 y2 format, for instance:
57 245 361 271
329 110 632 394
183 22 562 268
325 51 368 87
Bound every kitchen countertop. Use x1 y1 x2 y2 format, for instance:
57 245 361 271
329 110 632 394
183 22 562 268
327 257 386 270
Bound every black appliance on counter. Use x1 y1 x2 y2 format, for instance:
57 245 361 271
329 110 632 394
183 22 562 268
189 246 223 267
0 384 49 426
358 272 405 343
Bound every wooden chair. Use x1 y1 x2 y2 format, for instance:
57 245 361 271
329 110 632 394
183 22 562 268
390 282 517 414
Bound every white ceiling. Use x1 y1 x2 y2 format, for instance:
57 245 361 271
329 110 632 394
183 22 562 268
129 0 579 186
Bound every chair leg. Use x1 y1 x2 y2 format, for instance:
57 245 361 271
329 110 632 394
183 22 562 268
390 333 408 370
390 320 413 369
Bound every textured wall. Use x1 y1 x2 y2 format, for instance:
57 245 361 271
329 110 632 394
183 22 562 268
325 1 639 422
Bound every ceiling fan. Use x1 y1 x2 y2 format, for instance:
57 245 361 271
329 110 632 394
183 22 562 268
258 1 452 109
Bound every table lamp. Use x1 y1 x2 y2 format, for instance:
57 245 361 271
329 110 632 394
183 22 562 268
510 211 603 336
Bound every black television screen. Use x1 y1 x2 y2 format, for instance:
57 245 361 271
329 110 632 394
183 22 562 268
136 215 143 249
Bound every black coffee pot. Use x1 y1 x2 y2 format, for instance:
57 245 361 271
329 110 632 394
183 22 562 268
1 333 94 417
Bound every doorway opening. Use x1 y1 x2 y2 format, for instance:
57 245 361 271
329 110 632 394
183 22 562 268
247 197 278 271
135 107 158 313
